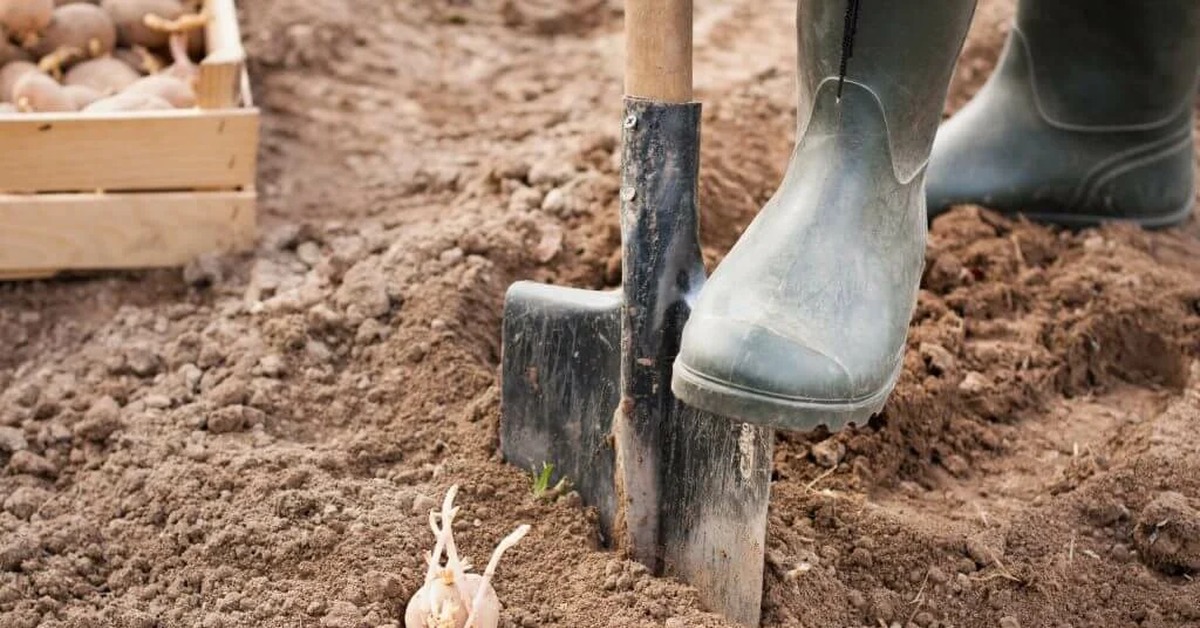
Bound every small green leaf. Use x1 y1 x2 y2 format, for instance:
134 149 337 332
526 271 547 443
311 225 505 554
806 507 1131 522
531 462 554 499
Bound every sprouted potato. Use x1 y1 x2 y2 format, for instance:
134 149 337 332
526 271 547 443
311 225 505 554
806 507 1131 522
112 44 163 75
0 60 37 101
100 0 183 48
122 73 192 107
0 0 54 47
62 82 100 108
405 485 530 628
64 56 139 93
33 3 118 60
13 70 74 112
112 9 200 107
0 27 30 66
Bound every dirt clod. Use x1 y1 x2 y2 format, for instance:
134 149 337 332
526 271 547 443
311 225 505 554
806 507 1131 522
411 494 438 514
124 345 161 377
7 451 56 478
1135 492 1200 575
206 405 264 435
810 438 846 469
335 261 390 320
3 487 49 520
74 396 121 442
0 426 27 453
0 533 39 571
183 252 226 288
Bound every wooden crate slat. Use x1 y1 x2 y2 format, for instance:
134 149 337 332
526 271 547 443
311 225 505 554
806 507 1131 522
198 62 245 110
199 0 248 109
0 191 256 273
0 269 56 281
0 110 258 193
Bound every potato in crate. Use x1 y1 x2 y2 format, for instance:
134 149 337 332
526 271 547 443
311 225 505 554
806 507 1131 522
0 0 258 280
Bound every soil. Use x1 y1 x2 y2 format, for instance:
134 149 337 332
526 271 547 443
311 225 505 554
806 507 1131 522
3 0 1200 627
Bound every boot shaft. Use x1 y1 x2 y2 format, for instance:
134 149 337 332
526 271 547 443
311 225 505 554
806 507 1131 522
1016 0 1200 129
926 0 1198 226
796 0 977 182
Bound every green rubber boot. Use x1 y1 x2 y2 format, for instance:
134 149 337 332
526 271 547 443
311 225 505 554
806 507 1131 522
671 0 976 431
927 0 1200 227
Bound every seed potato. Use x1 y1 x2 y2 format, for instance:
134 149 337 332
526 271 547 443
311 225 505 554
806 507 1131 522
13 70 75 112
0 0 54 47
64 55 139 93
32 3 117 60
0 59 37 101
100 0 183 49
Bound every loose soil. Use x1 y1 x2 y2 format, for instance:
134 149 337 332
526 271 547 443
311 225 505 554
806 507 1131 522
3 1 1200 627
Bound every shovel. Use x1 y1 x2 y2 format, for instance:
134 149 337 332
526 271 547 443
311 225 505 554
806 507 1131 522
499 1 774 624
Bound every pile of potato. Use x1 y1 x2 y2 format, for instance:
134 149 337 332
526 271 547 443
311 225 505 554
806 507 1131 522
0 0 207 113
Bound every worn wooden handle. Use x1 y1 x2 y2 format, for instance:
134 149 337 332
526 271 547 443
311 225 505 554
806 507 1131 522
625 0 693 102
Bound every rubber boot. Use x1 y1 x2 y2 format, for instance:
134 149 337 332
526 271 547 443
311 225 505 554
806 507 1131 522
927 1 1200 227
671 0 976 431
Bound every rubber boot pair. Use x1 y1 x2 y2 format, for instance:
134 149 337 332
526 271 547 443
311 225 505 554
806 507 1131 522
672 0 1200 431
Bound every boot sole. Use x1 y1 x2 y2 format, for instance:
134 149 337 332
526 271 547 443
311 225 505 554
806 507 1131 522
671 359 901 433
1013 193 1195 230
963 189 1196 230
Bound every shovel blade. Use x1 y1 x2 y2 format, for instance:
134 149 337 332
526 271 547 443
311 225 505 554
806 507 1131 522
499 98 771 626
500 281 621 537
659 403 772 627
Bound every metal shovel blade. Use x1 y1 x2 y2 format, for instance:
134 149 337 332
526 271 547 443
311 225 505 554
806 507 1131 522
499 282 621 537
499 98 771 627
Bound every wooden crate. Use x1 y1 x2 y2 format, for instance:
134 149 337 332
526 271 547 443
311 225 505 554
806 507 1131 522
0 0 259 280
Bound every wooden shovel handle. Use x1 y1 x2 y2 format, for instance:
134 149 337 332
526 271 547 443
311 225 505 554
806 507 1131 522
625 0 693 102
